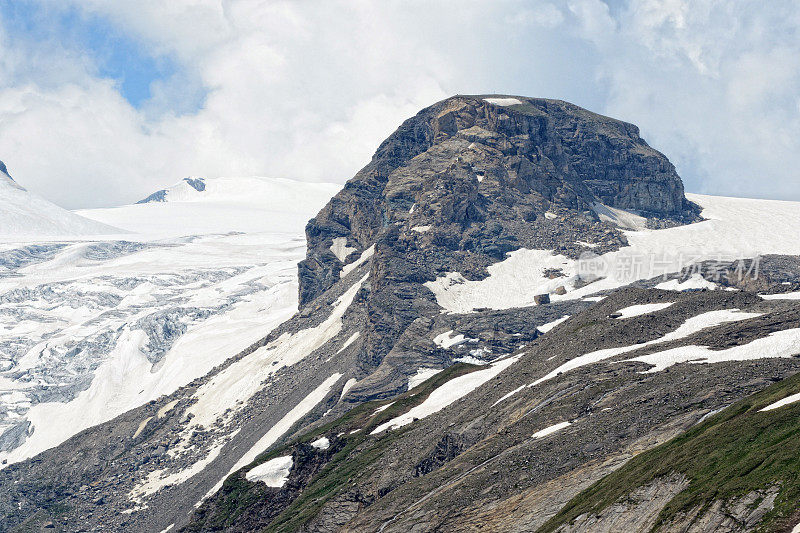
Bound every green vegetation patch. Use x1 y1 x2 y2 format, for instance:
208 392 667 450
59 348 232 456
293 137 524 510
539 371 800 533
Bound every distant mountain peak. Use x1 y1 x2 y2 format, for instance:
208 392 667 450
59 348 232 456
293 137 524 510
137 177 207 204
0 159 121 237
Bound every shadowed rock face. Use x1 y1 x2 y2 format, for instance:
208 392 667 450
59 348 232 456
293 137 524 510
0 160 9 177
299 95 699 307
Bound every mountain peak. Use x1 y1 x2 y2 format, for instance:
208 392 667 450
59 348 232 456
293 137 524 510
299 94 700 306
0 159 120 237
137 177 207 203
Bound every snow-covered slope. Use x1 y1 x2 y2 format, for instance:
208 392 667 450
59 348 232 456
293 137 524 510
425 193 800 312
0 176 340 465
0 163 119 239
77 176 341 236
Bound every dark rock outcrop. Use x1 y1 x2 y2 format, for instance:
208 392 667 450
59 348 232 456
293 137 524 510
137 178 206 204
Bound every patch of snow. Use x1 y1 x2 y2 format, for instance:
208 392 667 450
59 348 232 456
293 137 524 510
538 315 570 333
453 356 489 365
576 241 598 248
613 302 674 319
761 291 800 300
695 408 724 426
433 330 473 349
531 309 761 387
628 328 800 373
412 225 431 233
245 455 293 487
483 97 523 106
408 368 443 390
409 203 416 214
425 250 574 313
340 245 375 278
336 332 361 354
372 355 520 434
132 417 153 439
544 212 558 220
468 347 492 358
656 274 718 291
157 400 180 418
330 237 356 262
592 203 648 230
131 431 236 501
532 421 571 439
761 392 800 412
492 385 526 407
373 402 394 415
582 296 606 302
339 377 357 400
310 436 330 450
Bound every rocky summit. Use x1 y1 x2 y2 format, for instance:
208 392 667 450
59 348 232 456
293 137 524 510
1 96 800 533
300 95 699 306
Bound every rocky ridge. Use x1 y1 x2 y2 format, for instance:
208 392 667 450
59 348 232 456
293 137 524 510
0 96 797 533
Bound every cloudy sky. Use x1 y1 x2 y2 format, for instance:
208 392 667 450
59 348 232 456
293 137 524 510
0 0 798 208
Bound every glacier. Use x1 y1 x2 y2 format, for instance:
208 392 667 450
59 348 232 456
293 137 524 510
0 176 339 465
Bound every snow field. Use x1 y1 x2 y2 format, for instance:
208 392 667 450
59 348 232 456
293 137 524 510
530 309 760 387
426 194 800 313
196 373 343 506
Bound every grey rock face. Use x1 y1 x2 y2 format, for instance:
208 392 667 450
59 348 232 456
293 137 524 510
300 94 699 306
184 177 206 192
559 480 781 533
0 160 9 178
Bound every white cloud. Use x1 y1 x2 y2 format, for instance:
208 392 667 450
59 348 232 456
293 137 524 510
591 0 800 200
0 0 798 208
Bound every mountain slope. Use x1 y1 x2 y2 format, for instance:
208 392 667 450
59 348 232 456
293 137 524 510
1 96 799 533
184 285 800 533
541 371 800 532
0 161 120 238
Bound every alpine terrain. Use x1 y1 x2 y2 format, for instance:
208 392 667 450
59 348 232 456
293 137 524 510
1 95 800 533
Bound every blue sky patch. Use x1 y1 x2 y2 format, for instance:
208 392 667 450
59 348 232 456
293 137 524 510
0 0 183 108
